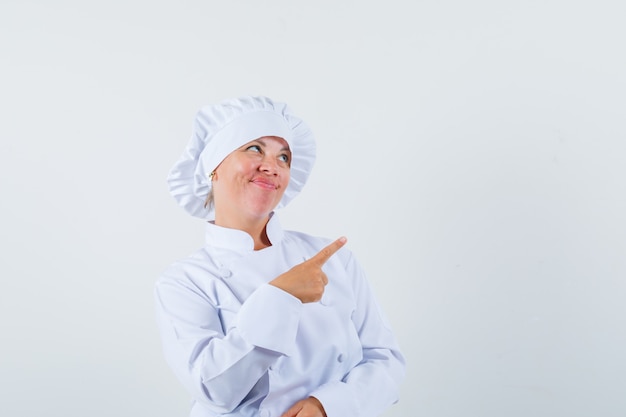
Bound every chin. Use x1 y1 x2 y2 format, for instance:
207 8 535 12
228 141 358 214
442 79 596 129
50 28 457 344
245 200 279 218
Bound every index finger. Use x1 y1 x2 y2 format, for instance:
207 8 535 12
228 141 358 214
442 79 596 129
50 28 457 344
309 236 347 266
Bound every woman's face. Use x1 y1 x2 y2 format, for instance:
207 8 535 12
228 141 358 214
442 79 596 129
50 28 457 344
212 136 291 224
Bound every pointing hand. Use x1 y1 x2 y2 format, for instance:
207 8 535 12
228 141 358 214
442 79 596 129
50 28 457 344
270 237 347 303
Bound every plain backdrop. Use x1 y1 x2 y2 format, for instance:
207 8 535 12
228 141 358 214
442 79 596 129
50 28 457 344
1 1 625 416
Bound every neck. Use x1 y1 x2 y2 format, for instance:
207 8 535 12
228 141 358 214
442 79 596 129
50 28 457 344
214 212 273 251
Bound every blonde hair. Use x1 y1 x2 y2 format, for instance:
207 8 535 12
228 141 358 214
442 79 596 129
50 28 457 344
204 189 214 211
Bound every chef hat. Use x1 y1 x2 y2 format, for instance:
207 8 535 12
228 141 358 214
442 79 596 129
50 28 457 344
167 95 316 219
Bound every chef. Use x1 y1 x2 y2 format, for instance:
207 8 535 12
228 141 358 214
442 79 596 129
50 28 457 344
155 95 405 417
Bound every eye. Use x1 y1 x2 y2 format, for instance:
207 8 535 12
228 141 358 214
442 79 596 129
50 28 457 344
246 145 261 152
279 154 290 163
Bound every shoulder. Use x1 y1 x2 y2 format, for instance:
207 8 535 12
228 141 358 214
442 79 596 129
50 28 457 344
156 247 217 287
282 229 334 253
282 229 356 267
283 229 330 245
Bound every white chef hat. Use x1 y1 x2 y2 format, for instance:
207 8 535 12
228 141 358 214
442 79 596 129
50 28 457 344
167 96 316 219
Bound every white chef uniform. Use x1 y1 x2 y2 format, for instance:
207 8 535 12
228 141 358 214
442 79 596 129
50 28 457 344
154 214 405 417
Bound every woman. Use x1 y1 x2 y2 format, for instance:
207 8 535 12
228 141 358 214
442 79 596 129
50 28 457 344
155 96 405 417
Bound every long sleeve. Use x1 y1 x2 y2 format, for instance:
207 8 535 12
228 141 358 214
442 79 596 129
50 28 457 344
155 267 303 415
309 252 406 417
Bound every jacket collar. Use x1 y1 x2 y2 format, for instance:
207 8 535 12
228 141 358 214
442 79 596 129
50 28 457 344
204 212 284 253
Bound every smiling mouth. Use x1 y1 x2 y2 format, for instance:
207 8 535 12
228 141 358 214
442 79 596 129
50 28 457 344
251 179 277 190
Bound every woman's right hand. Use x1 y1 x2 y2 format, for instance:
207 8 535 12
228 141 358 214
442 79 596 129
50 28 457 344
269 237 347 303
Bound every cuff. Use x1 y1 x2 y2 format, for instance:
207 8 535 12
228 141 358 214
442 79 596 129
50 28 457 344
237 283 302 356
310 381 358 417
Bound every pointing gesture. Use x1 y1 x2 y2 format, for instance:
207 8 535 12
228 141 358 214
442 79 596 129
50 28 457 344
270 237 347 303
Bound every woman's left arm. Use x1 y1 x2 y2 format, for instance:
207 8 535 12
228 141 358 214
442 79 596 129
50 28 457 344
309 252 406 417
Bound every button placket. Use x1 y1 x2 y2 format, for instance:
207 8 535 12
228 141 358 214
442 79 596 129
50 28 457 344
268 363 280 375
217 261 233 279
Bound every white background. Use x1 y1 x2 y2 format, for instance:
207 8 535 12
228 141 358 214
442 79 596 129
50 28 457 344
1 1 625 416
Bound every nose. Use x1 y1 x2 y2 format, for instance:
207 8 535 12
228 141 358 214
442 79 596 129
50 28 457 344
259 156 279 175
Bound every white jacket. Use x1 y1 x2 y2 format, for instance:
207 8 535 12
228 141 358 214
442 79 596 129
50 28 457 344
154 214 405 417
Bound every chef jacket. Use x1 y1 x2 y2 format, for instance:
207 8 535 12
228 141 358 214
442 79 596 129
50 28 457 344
154 214 405 417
